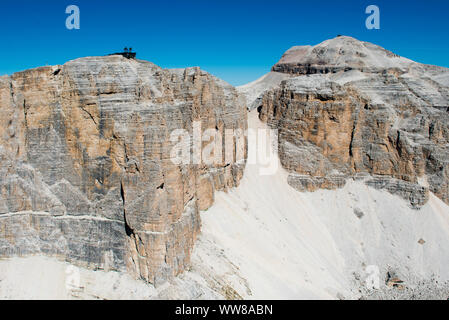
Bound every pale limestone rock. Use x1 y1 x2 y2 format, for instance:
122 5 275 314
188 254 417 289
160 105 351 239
256 36 449 207
0 55 247 284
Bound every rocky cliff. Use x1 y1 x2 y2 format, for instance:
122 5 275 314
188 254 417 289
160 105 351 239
257 36 449 207
0 55 247 284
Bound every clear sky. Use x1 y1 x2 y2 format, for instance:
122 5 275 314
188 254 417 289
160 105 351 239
0 0 448 86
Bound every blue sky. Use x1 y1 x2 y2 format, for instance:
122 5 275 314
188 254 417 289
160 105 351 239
0 0 448 86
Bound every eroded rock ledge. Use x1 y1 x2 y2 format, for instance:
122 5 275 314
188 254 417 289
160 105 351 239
258 36 449 207
0 55 247 284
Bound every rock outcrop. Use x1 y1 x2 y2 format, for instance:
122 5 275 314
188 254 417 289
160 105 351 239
256 36 449 207
0 55 247 284
237 72 292 110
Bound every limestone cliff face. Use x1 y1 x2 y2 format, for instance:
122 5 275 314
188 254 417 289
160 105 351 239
0 55 247 284
258 36 449 207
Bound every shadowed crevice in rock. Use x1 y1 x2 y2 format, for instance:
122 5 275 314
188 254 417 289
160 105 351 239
120 181 134 237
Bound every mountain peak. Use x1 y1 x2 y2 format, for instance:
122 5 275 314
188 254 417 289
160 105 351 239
272 36 414 75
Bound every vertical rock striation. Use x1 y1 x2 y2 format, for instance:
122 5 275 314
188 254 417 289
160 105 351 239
257 36 449 207
0 55 247 284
